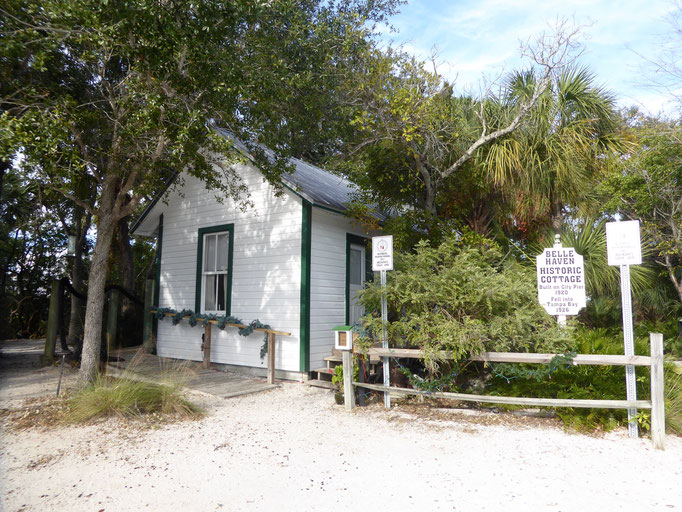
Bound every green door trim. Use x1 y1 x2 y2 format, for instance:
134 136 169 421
299 199 312 373
345 234 371 325
152 214 164 339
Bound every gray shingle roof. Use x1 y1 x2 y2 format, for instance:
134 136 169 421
213 127 362 214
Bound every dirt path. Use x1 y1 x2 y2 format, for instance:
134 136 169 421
1 340 681 511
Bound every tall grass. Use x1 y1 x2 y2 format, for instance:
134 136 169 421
67 352 202 423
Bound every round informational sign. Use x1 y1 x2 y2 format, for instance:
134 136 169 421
536 247 587 316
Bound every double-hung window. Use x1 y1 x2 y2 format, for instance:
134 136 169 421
196 225 234 315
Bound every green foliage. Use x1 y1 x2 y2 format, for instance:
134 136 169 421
530 218 657 299
0 0 400 379
636 320 682 357
330 363 358 392
358 233 571 372
598 116 682 307
0 167 67 338
488 351 577 383
484 327 645 432
489 66 626 237
483 327 682 434
665 363 682 435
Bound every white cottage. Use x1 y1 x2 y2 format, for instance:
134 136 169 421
132 135 377 381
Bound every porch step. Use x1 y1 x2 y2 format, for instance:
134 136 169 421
314 366 335 375
307 379 336 390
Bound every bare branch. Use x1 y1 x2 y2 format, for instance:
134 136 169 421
441 19 584 180
46 184 96 214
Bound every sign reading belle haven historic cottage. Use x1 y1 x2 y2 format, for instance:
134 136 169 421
536 247 586 316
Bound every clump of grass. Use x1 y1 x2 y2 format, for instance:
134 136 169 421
67 352 202 423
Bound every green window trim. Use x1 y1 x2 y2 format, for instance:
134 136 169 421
345 233 372 325
299 200 312 373
195 224 235 315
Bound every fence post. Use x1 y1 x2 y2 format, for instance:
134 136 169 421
142 279 155 353
650 332 665 450
41 279 61 365
267 332 276 384
106 289 120 358
202 322 211 369
342 350 356 411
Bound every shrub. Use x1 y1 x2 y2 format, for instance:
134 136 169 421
358 233 571 372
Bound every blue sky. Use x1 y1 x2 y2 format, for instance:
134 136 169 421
379 0 677 114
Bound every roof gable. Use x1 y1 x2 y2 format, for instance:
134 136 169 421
132 129 381 235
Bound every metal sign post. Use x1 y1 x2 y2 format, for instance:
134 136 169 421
372 236 393 409
606 220 643 439
620 263 638 438
380 270 389 409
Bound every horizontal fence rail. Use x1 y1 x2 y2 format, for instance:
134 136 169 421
344 333 666 450
366 348 653 367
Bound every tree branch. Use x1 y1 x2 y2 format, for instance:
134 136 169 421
441 19 584 181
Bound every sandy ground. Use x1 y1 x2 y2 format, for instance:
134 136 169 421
1 342 681 512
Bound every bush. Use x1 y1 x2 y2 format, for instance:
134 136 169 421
358 233 571 371
484 327 682 435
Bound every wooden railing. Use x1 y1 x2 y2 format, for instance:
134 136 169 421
344 333 666 450
151 310 290 384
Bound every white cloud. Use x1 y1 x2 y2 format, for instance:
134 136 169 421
381 0 677 113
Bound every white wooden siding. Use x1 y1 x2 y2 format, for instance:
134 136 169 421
155 163 302 372
309 208 369 370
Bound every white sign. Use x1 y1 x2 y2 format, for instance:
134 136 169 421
537 247 586 316
372 235 393 271
606 220 642 266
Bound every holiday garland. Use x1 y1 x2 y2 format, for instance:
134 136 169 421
154 307 272 360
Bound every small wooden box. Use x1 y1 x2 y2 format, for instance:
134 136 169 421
333 325 353 350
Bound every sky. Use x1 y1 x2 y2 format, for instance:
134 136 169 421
378 0 679 115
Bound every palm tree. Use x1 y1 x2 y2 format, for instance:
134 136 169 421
486 66 628 236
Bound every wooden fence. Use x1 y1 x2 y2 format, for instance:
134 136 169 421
343 332 666 450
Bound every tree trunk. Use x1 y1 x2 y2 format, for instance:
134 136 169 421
79 177 120 384
117 214 137 346
550 196 563 235
66 213 87 351
117 214 135 297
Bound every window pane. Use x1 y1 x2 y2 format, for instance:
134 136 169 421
204 234 216 272
217 274 225 311
217 233 228 271
350 248 362 285
204 275 216 310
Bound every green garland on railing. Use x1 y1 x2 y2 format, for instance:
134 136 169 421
392 350 577 392
154 307 271 360
488 351 577 383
